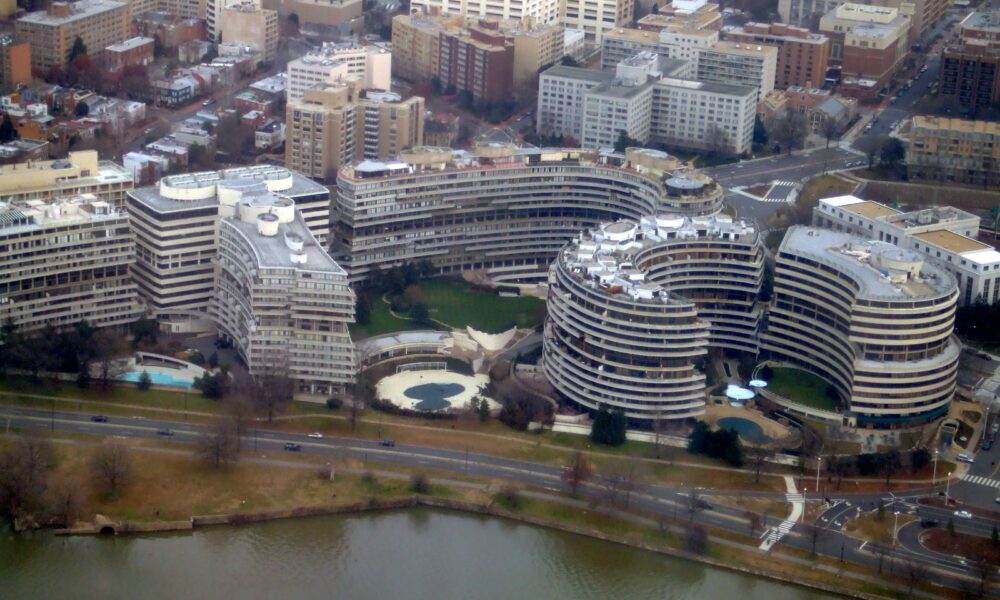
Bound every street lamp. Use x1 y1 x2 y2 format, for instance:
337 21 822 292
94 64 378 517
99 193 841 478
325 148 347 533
816 457 822 497
932 449 939 488
945 471 952 505
893 510 900 547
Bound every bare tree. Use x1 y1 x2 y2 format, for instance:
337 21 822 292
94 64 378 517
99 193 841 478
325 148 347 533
747 443 775 484
223 391 255 452
686 490 704 522
254 370 293 424
91 440 131 499
562 450 592 497
92 329 126 391
767 111 808 155
348 397 365 433
808 522 828 555
745 510 762 538
705 123 732 158
821 115 841 150
0 436 54 520
902 558 929 598
974 554 996 598
685 523 709 554
47 473 88 527
652 408 665 459
620 462 642 508
856 134 887 170
872 543 891 574
199 418 239 469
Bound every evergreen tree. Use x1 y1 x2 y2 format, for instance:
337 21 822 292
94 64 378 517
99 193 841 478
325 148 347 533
137 370 152 391
590 404 611 444
69 37 88 64
0 113 16 142
477 397 490 422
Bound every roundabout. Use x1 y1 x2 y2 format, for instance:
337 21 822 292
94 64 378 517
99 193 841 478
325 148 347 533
376 370 498 413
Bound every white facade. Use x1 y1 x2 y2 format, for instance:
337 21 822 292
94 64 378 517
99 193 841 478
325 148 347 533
538 67 614 142
409 0 562 25
651 78 756 154
286 43 391 102
561 0 634 44
695 41 777 102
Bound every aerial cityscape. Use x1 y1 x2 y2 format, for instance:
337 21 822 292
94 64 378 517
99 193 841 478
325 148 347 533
1 0 1000 596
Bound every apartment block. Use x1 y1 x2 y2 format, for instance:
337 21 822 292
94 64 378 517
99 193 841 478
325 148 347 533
105 36 154 76
0 36 32 95
820 3 910 99
221 1 278 61
960 10 1000 49
286 43 391 101
939 44 1000 112
15 0 131 72
814 195 1000 307
286 82 424 182
601 23 718 68
538 55 756 155
285 0 362 32
561 0 635 44
334 145 724 283
0 195 141 332
0 150 133 209
907 116 1000 192
763 226 959 428
125 165 330 330
438 23 514 102
635 0 722 32
779 0 945 41
721 22 831 89
392 13 456 83
409 0 562 25
695 41 776 101
213 191 355 399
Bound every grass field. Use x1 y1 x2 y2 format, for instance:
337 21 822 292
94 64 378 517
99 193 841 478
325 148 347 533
766 367 838 412
350 278 544 339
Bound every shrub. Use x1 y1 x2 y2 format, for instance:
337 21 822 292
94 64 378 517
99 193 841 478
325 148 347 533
137 370 152 391
495 486 523 510
410 473 430 494
326 397 343 410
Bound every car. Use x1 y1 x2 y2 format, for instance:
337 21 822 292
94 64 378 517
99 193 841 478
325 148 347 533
992 422 999 434
380 439 396 447
696 499 714 510
202 99 213 106
284 442 301 451
985 439 994 451
91 415 109 423
957 453 974 463
920 518 940 528
307 432 323 439
995 497 1000 505
157 428 174 436
864 123 874 131
954 510 973 519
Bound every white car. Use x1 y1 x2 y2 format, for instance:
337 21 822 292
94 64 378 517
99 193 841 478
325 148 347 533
957 453 974 463
307 432 323 439
954 510 973 519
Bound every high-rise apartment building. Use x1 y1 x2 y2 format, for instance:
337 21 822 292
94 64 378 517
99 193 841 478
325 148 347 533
286 42 391 101
779 0 944 41
939 44 1000 113
561 0 635 44
15 0 131 71
0 150 133 209
695 40 777 101
286 82 424 182
0 36 32 95
220 0 278 61
438 23 514 102
907 116 1000 192
333 145 725 283
213 192 355 398
601 26 719 68
125 165 330 330
0 195 141 332
820 3 910 99
409 0 562 27
763 226 959 428
721 22 831 89
814 195 1000 307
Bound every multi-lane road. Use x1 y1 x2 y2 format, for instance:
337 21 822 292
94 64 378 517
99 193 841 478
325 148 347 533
4 405 998 595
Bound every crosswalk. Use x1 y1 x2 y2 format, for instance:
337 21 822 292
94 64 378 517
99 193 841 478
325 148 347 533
760 488 804 550
961 474 1000 489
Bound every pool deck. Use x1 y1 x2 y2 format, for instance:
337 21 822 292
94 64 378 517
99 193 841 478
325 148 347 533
704 403 793 444
376 371 498 413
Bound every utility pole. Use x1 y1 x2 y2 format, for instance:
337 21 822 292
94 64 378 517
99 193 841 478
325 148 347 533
945 471 952 505
932 450 938 488
815 456 822 497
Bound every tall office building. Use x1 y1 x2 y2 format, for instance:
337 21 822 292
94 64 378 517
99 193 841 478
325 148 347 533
0 195 141 332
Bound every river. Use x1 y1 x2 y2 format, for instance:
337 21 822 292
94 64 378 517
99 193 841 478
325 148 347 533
1 508 836 599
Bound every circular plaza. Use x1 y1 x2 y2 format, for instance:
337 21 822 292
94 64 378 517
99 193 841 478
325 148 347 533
376 370 499 413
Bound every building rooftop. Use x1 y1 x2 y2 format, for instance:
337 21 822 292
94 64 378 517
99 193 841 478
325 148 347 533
657 76 756 96
106 36 153 52
704 40 777 56
0 194 120 234
226 200 343 273
913 230 992 254
723 22 828 43
250 73 287 94
589 79 653 99
911 116 1000 136
781 226 955 301
961 9 1000 31
18 0 125 26
542 65 616 83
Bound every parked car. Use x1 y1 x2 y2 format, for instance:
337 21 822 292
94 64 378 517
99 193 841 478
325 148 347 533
954 510 973 519
307 432 323 439
985 439 993 451
920 518 939 528
380 439 396 447
995 497 1000 505
157 428 174 436
957 453 974 463
696 498 714 510
284 442 301 452
91 415 109 423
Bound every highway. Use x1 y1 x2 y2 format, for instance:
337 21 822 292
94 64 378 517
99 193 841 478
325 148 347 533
3 405 998 595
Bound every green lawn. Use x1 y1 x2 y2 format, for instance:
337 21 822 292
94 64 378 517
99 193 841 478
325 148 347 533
351 278 545 339
765 367 838 412
0 376 220 413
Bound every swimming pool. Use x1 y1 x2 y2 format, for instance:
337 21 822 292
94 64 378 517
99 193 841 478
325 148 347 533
403 382 466 411
717 417 771 444
117 370 195 388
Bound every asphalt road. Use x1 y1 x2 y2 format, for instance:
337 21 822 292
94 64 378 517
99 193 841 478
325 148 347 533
3 405 997 594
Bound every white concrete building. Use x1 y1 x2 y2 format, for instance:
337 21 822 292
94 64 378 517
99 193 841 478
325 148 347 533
409 0 562 27
286 42 391 102
814 196 1000 307
561 0 635 44
580 52 658 148
650 77 757 155
695 41 777 102
537 67 614 142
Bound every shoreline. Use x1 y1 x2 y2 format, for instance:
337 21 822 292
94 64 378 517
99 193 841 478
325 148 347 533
56 496 876 600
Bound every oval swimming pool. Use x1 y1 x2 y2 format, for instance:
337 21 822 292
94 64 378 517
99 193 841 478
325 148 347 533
717 417 770 444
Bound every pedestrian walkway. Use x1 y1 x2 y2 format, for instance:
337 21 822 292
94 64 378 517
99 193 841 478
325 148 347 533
961 474 1000 489
760 475 803 551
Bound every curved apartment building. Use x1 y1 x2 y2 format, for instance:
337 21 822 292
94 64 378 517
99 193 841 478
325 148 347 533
762 226 960 428
333 145 724 284
543 215 763 422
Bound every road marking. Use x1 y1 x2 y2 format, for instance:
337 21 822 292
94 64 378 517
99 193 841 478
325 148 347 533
961 474 1000 489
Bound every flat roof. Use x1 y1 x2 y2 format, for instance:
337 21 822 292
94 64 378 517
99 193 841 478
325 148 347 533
842 200 900 219
914 230 991 254
912 116 1000 136
657 77 756 96
227 213 344 273
18 0 125 25
106 36 153 52
542 65 615 83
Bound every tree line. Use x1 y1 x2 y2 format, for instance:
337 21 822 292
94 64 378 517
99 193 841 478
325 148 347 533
0 318 128 389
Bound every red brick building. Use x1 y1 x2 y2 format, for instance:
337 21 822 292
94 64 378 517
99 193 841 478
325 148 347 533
721 22 831 89
105 37 154 77
438 21 514 103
